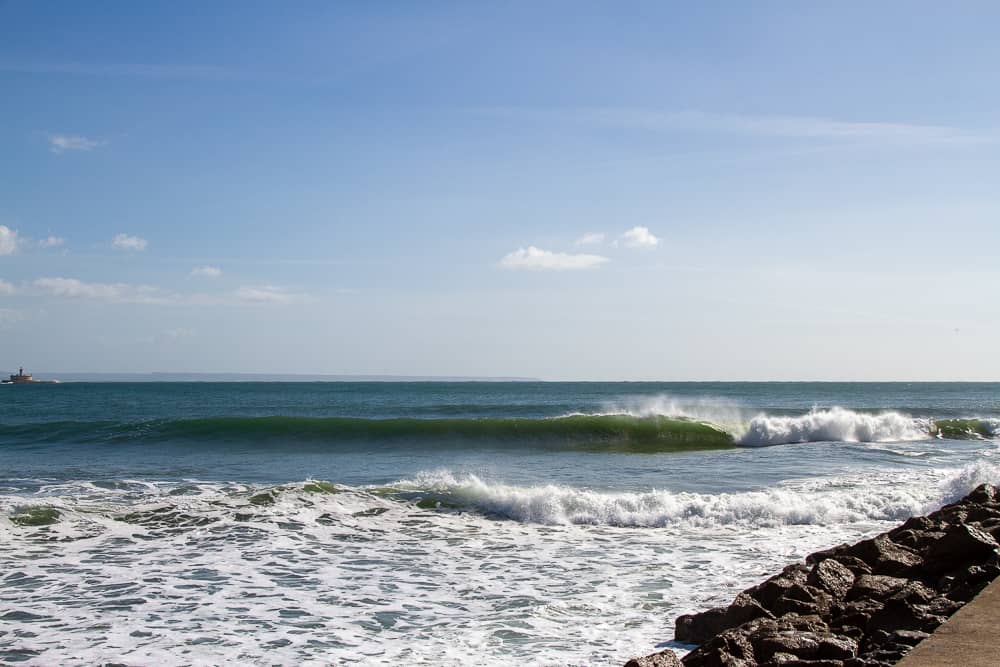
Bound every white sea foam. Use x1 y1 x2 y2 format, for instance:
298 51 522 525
392 469 939 528
738 407 931 446
598 394 747 428
3 461 1000 666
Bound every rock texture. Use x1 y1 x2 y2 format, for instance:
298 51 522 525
627 484 1000 667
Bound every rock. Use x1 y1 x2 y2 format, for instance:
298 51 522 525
808 560 855 599
675 607 727 644
624 650 683 667
681 628 756 667
888 629 929 647
756 631 821 659
966 483 998 505
816 635 857 660
890 529 945 552
772 584 833 617
847 575 907 601
923 524 999 574
831 556 873 576
843 535 922 577
888 581 936 606
675 594 774 644
748 564 810 608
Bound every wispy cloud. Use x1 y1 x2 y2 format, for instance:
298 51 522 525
575 232 605 246
500 246 609 271
191 265 222 278
112 233 148 251
619 226 660 248
482 108 991 146
0 279 15 295
235 285 306 304
34 277 172 304
49 134 104 153
0 226 20 255
37 236 65 248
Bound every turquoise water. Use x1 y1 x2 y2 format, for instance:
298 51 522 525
2 382 999 665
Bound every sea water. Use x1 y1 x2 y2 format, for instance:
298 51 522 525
1 382 999 665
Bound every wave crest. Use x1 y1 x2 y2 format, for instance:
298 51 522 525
389 470 934 528
738 408 930 446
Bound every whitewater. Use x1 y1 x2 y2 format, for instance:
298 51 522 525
2 381 999 665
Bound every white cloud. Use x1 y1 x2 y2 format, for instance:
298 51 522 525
235 285 304 304
37 235 65 248
575 232 605 246
34 277 170 304
619 226 659 248
49 134 103 153
191 265 222 278
0 226 20 255
500 246 609 271
482 108 991 146
0 279 15 295
112 233 148 251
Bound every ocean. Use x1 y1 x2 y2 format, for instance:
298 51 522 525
2 381 999 665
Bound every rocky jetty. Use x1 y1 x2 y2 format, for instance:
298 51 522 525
626 484 1000 667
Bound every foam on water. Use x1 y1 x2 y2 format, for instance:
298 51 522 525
390 469 936 527
4 461 1000 666
738 407 931 446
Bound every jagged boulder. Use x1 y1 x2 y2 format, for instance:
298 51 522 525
625 650 683 667
923 524 998 573
807 560 855 600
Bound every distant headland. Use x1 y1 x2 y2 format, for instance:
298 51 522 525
23 372 540 383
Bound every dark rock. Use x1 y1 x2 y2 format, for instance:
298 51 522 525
891 529 945 552
966 483 998 505
772 584 833 618
816 635 857 660
964 504 1000 523
675 608 726 644
681 628 756 667
843 535 922 577
888 515 941 537
675 594 774 644
756 631 821 659
923 524 998 574
625 650 683 667
831 557 873 577
748 564 810 608
847 575 907 601
808 560 855 600
888 581 936 606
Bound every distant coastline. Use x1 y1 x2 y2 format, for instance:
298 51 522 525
35 372 541 383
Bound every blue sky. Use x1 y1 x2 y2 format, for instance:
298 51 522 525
2 2 999 380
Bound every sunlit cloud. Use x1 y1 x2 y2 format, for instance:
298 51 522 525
500 246 609 271
0 226 20 255
34 277 172 304
112 233 148 251
37 235 66 248
191 265 222 278
235 285 306 304
619 226 659 248
49 134 104 153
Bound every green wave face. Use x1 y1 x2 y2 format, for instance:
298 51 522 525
932 419 997 440
0 415 736 453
